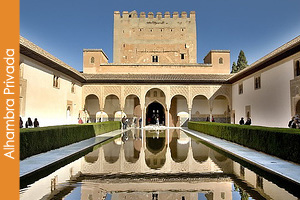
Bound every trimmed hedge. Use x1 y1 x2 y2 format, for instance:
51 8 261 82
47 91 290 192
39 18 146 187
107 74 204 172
20 121 121 160
188 121 300 164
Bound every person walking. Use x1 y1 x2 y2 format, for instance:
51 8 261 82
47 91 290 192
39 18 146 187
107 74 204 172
26 117 33 128
33 118 40 127
245 117 251 125
239 117 244 125
20 117 23 128
122 116 126 129
139 117 142 128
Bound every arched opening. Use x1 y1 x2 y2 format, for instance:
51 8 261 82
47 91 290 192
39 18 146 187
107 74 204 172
85 94 100 123
191 95 209 121
191 141 209 163
66 106 71 121
104 95 120 121
96 111 108 122
212 95 230 123
146 102 165 125
114 111 126 121
296 100 300 115
170 95 188 127
124 95 142 127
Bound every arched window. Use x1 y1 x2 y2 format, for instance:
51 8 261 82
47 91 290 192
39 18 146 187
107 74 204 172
296 60 300 76
219 57 223 64
91 57 95 64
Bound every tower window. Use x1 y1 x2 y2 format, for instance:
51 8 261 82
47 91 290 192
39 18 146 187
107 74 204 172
219 57 223 64
91 57 95 64
181 54 185 60
152 55 158 62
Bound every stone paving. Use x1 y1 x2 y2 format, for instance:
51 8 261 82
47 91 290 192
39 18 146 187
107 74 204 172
182 127 300 185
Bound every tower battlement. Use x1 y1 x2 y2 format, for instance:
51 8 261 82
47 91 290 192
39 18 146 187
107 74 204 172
114 11 195 19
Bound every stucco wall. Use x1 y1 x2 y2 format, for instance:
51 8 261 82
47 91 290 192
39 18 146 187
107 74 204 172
232 58 294 127
20 55 82 127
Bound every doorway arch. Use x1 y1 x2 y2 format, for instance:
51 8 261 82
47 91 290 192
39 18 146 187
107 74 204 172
146 102 165 125
296 100 300 115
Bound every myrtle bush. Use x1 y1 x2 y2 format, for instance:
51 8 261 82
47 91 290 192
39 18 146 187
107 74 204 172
188 121 300 164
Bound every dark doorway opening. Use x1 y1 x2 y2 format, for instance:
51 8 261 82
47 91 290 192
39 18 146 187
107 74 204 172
146 102 165 125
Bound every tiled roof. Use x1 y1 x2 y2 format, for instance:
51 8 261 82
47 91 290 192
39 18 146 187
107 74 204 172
83 73 233 83
228 35 300 83
20 36 85 82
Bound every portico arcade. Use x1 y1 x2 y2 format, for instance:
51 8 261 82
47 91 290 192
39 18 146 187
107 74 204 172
83 84 231 127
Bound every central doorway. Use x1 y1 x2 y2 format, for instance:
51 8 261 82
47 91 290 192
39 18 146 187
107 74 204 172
146 102 165 125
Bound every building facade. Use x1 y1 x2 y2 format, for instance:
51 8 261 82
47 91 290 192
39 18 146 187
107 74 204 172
19 11 300 128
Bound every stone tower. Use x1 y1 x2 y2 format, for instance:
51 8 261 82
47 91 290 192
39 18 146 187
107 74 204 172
113 11 197 64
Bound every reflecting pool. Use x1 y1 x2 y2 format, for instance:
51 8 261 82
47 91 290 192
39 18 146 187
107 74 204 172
20 129 300 200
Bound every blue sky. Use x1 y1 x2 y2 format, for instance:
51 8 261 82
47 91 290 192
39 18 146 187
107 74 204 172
20 0 300 72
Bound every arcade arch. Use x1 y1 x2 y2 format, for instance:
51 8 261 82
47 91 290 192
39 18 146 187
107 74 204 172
191 95 210 121
145 88 167 126
212 95 230 123
85 94 100 123
104 94 120 121
170 95 188 127
124 95 142 127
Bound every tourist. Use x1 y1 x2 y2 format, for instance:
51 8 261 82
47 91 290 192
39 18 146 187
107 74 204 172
20 117 23 128
78 118 83 124
26 117 33 128
245 117 251 125
206 116 209 122
34 118 40 127
139 117 142 128
122 116 126 129
211 116 215 122
239 117 244 125
288 117 295 128
291 118 299 129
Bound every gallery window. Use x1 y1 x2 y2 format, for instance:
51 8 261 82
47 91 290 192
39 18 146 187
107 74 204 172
53 75 60 89
295 60 300 77
254 76 261 90
91 57 95 64
238 83 243 95
71 83 75 93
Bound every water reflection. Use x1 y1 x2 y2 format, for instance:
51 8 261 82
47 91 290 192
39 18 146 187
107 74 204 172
20 129 300 200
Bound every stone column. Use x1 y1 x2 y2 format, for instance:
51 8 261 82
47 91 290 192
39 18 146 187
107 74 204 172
188 108 192 121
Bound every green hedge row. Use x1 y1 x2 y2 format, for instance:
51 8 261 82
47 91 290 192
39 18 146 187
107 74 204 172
20 121 121 160
188 121 300 164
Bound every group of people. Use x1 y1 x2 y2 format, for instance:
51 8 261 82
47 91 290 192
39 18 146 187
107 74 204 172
288 115 300 128
20 117 39 128
239 117 252 125
122 116 142 129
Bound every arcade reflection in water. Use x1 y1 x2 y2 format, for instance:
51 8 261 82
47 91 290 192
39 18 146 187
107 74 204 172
20 129 299 200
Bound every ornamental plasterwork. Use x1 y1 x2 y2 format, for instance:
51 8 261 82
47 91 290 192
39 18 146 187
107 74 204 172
83 85 102 100
190 86 211 100
104 86 121 99
124 86 141 99
170 86 189 100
